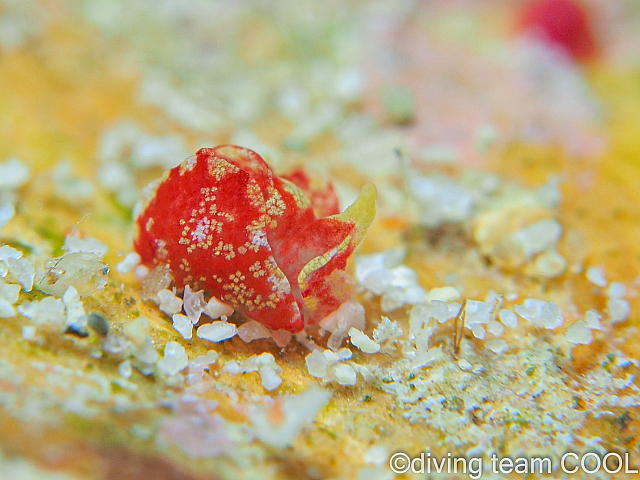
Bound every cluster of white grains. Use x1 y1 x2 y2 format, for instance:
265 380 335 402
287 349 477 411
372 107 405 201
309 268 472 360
305 348 357 386
0 246 34 294
38 235 109 297
116 252 141 275
222 353 283 391
52 160 95 204
355 249 428 312
0 245 95 340
150 282 236 343
157 342 189 377
318 300 367 350
249 387 332 448
347 245 640 458
97 122 190 208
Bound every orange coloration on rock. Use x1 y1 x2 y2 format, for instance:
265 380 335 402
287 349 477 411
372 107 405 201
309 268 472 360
517 0 597 62
134 146 376 333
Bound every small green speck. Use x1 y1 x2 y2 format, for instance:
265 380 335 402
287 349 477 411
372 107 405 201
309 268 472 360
380 83 416 125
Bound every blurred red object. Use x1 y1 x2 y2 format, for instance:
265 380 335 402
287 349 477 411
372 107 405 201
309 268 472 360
517 0 597 62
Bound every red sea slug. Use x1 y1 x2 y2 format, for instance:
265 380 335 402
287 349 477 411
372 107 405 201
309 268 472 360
516 0 597 62
133 146 376 333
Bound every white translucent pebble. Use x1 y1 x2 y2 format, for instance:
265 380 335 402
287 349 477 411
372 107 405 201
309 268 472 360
323 349 340 366
484 290 503 306
514 299 563 329
457 358 472 371
305 350 329 378
123 316 151 346
53 161 95 200
535 249 566 278
403 286 429 305
585 310 602 330
388 265 418 289
380 287 406 313
158 289 183 316
22 325 36 341
39 252 108 297
470 324 485 339
18 297 65 326
361 269 391 295
237 353 280 374
586 266 607 287
485 339 508 353
222 360 242 375
506 292 519 302
487 320 505 337
271 329 292 348
134 265 149 280
259 365 282 391
426 286 461 303
157 341 189 376
118 360 133 379
204 295 234 319
607 297 630 323
380 248 407 269
0 203 15 230
7 257 34 292
0 245 22 265
431 300 451 323
364 445 388 466
566 321 593 345
331 364 357 386
498 309 518 328
334 68 364 101
540 303 564 329
337 348 353 360
116 252 141 274
0 157 30 189
326 331 346 351
197 321 237 342
98 159 133 189
237 320 270 343
372 316 403 344
134 337 159 366
190 350 219 367
249 387 332 448
183 285 206 324
0 298 16 318
409 303 432 336
510 219 562 259
411 348 440 369
348 328 381 354
64 235 108 256
464 300 493 325
172 314 193 340
355 249 405 291
409 175 475 227
448 302 462 317
99 121 141 162
62 286 87 329
607 282 626 299
131 133 188 169
0 279 20 304
319 300 366 334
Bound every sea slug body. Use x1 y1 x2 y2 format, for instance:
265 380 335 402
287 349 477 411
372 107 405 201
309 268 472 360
134 145 375 333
